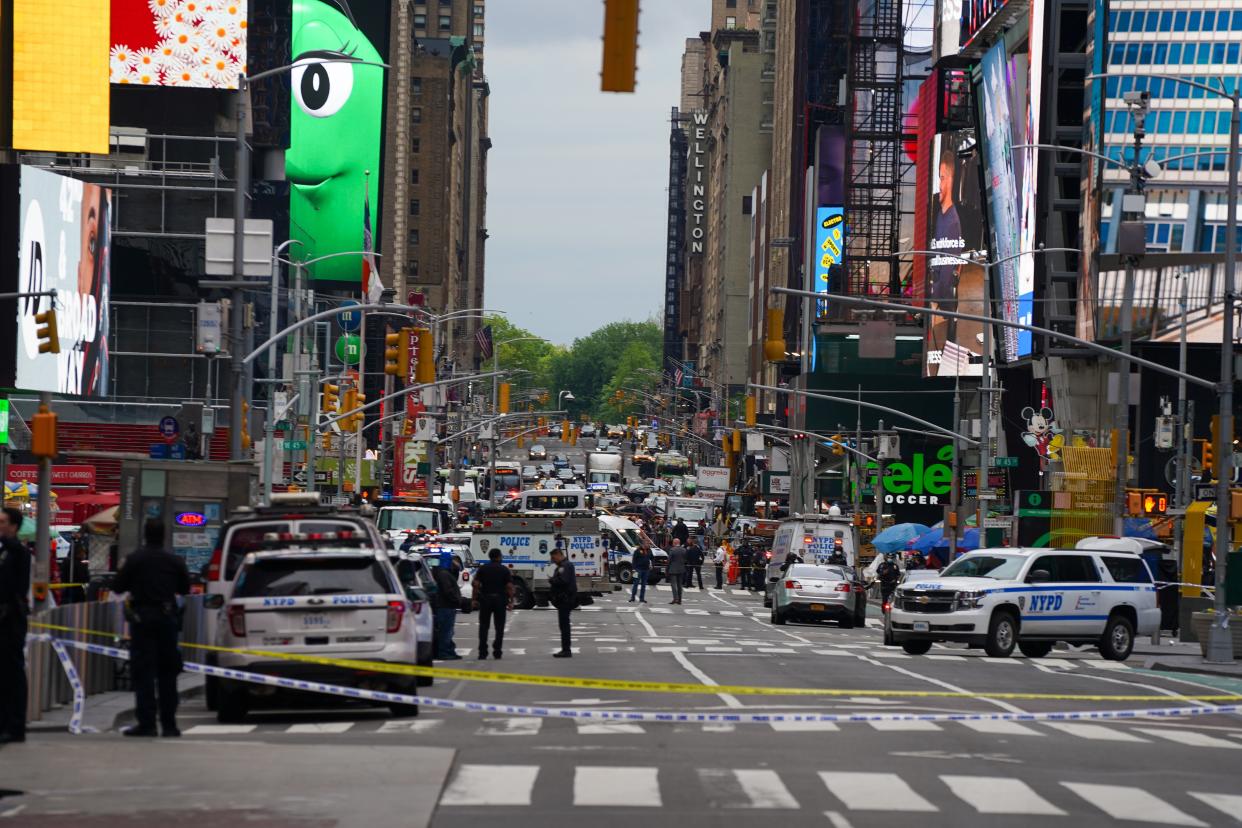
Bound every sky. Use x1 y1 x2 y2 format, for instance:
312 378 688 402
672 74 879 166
483 0 705 346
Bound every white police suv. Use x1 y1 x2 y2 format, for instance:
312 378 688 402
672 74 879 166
888 547 1159 660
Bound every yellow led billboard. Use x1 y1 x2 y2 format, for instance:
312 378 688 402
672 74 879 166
12 0 110 154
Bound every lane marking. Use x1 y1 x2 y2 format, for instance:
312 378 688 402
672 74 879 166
769 720 840 732
1041 722 1148 742
824 811 855 828
442 764 538 806
634 611 658 638
958 719 1043 736
576 722 645 735
1189 792 1242 820
942 775 1065 815
285 722 354 734
182 724 256 735
1133 727 1242 749
730 769 801 809
868 720 941 732
1062 782 1207 826
475 717 542 736
575 766 661 807
377 719 443 734
672 649 745 709
820 772 937 812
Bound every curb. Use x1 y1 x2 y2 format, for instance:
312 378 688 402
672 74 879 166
28 677 205 734
1146 659 1242 680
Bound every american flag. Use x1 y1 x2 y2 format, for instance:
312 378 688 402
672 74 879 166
362 189 382 304
673 366 684 388
476 324 493 359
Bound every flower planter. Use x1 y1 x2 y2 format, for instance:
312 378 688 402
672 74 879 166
1191 611 1242 657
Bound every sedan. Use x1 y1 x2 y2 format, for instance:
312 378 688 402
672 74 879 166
528 444 548 461
556 468 576 482
552 454 570 470
770 563 866 627
538 463 556 477
521 465 539 482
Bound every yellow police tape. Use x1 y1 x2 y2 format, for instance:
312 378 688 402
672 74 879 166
29 620 1242 703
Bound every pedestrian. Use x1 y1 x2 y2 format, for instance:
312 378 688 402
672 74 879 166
471 547 514 660
63 532 90 604
685 538 704 589
0 508 31 744
629 540 653 603
549 547 577 658
736 541 753 591
112 518 190 737
713 541 727 590
671 518 689 546
666 539 686 604
432 551 462 660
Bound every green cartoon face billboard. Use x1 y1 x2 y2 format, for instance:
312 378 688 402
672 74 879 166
288 0 383 282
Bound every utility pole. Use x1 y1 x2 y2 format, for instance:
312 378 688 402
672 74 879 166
949 372 962 556
1172 274 1190 585
977 255 993 538
874 419 887 533
230 84 249 461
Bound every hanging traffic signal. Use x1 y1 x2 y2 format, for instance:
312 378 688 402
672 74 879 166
600 0 640 93
35 308 59 354
561 419 571 442
384 328 411 377
1202 437 1215 478
732 429 741 453
414 327 435 384
745 395 756 427
764 307 786 362
341 388 357 431
31 402 57 459
322 383 340 413
351 393 367 431
499 383 511 414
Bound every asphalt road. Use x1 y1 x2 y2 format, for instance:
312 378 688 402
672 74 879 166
12 585 1242 827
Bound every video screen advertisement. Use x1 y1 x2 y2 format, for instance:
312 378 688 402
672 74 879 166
923 132 987 377
109 0 248 88
0 166 112 397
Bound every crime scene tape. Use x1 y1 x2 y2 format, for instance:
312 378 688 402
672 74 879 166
27 622 1242 703
27 634 94 735
37 636 1242 727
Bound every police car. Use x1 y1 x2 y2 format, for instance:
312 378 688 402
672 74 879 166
887 547 1159 660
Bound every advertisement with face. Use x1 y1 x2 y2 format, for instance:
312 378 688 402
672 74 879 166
978 41 1023 362
924 133 986 377
288 0 384 282
15 167 111 396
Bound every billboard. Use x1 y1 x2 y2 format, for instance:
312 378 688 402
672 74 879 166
12 0 110 154
109 0 248 88
14 167 111 396
814 206 845 296
287 0 384 282
923 132 986 377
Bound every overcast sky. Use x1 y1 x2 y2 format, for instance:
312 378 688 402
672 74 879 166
483 1 705 346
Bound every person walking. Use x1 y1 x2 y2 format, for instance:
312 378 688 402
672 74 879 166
685 538 704 589
432 551 462 660
629 540 653 603
112 519 190 738
472 548 514 660
0 508 31 744
713 541 727 590
549 547 577 658
666 539 686 604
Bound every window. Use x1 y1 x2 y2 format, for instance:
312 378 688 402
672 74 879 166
1172 111 1186 133
725 15 737 27
1117 10 1131 30
411 106 422 123
410 168 420 185
727 0 737 6
1029 555 1100 583
474 3 484 15
408 229 419 245
1233 10 1242 30
1173 11 1187 30
1131 11 1145 30
1101 556 1153 583
1203 11 1216 29
1160 11 1173 31
742 195 752 215
237 557 393 598
411 77 422 96
409 198 420 216
439 13 452 30
1154 43 1167 64
1139 43 1152 64
1145 11 1159 31
1155 111 1170 133
1125 43 1139 64
414 13 426 27
1230 44 1241 64
407 260 419 278
1197 43 1211 65
473 22 483 36
1188 11 1201 29
1168 43 1182 64
412 137 421 153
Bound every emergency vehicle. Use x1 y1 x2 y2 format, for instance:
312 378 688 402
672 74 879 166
765 515 858 606
468 512 610 608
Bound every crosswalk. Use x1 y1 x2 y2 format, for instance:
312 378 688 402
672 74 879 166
170 715 1242 749
438 764 1234 822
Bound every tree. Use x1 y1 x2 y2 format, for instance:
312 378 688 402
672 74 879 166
548 319 662 418
484 315 562 401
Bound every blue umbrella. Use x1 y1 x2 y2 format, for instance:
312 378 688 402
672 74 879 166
910 526 980 554
872 523 930 554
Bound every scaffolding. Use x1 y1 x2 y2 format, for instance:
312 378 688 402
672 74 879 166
1050 445 1117 542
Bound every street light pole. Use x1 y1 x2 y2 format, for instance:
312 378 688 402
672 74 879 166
229 78 249 461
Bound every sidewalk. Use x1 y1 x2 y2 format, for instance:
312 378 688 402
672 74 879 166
28 673 205 734
1132 637 1242 680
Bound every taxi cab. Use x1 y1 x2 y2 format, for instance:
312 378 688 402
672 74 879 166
887 547 1159 660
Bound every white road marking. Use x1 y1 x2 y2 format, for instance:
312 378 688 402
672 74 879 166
719 610 744 616
1062 783 1207 826
651 646 689 653
671 649 744 709
703 769 800 809
1134 728 1242 749
813 649 853 656
705 646 744 652
442 764 538 806
182 724 256 735
576 722 645 735
925 654 967 661
649 608 673 614
643 637 676 643
685 609 710 615
823 811 855 828
768 720 841 732
819 772 937 812
475 717 542 736
376 719 443 734
1188 792 1242 820
1041 722 1149 742
701 722 737 733
958 719 1043 736
757 647 796 654
634 611 658 638
574 767 661 807
942 775 1065 815
687 638 721 644
868 720 941 732
285 722 354 734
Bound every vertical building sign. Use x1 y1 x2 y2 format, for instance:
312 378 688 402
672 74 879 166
688 111 708 255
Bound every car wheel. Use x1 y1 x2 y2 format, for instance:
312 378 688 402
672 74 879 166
763 596 772 608
985 610 1019 658
617 565 634 585
216 682 248 724
771 606 786 625
388 702 420 717
1100 613 1135 661
513 579 536 610
901 640 933 655
1018 641 1053 658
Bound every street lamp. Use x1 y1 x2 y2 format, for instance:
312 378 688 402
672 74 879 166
558 390 576 408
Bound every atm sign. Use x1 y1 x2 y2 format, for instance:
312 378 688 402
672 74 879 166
175 512 207 527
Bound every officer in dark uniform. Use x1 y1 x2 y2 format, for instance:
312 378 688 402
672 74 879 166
471 547 514 660
0 508 31 744
112 519 190 737
549 546 577 658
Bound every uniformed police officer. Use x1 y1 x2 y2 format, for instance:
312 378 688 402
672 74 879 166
549 547 577 658
113 519 190 737
0 507 31 744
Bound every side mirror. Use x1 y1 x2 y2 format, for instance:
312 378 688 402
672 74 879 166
202 594 225 609
1027 569 1051 584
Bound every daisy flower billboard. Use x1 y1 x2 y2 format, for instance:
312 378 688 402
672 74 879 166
110 0 247 89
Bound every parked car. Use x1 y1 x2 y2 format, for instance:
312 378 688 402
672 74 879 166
770 563 867 627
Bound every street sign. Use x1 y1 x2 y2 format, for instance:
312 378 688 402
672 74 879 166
283 440 308 451
274 420 292 432
158 416 180 441
335 334 362 365
170 443 186 460
1196 485 1217 501
149 443 170 459
994 456 1019 468
984 517 1009 528
337 300 362 332
0 400 9 446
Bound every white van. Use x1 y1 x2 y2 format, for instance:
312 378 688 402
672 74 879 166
766 515 858 606
512 488 591 513
1075 536 1175 562
600 514 668 584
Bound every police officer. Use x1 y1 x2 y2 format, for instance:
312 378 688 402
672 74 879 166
549 547 577 658
0 508 31 744
112 519 190 737
472 548 514 660
432 551 463 660
736 541 753 591
876 553 902 604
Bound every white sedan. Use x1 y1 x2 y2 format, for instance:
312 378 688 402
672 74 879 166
770 563 867 627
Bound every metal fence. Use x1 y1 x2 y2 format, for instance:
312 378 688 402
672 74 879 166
1095 253 1225 342
26 595 212 724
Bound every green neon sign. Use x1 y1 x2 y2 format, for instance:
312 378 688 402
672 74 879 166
0 400 9 446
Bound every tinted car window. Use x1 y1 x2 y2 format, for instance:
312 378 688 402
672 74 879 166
941 554 1025 580
224 522 291 579
789 564 851 580
236 557 393 597
1102 555 1152 583
1030 555 1101 583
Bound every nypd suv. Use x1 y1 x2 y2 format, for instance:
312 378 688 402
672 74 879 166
887 547 1159 661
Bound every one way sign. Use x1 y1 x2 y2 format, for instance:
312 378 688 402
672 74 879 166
1195 485 1217 501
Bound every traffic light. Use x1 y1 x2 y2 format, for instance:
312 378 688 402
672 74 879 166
561 419 571 442
732 429 741 453
414 327 435 384
384 328 411 377
745 395 756 427
322 383 340 414
341 388 357 431
31 402 57 459
348 392 367 432
35 308 59 354
1202 437 1214 478
1126 490 1142 516
498 383 511 414
764 307 786 362
600 0 639 93
241 401 251 448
